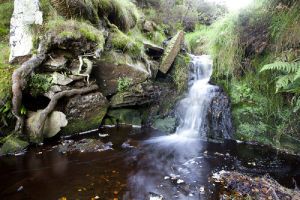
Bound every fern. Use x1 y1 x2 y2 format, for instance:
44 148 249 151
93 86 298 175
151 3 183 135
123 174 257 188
260 61 300 73
275 74 294 92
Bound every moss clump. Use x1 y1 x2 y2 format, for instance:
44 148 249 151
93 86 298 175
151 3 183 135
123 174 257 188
28 74 53 97
171 54 191 94
0 136 29 155
0 1 13 39
46 19 105 50
110 28 143 58
117 77 133 92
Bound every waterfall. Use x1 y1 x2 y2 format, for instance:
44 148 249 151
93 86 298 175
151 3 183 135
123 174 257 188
175 55 218 138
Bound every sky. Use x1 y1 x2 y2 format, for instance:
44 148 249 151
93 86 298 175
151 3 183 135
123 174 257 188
205 0 253 11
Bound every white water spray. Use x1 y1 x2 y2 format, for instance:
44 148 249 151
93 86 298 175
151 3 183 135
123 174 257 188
175 55 217 138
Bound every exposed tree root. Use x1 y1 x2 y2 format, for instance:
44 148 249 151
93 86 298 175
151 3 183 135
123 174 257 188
11 38 51 134
30 84 99 138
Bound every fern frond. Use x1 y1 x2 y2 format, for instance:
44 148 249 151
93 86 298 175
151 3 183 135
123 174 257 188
260 61 300 73
275 74 294 92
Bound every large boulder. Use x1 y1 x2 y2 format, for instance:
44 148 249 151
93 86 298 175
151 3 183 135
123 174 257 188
9 0 43 63
110 82 159 108
61 92 109 135
26 111 68 143
93 52 150 96
159 31 184 74
206 88 234 140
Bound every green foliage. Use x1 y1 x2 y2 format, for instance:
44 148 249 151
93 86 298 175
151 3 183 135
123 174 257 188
110 28 143 58
29 74 53 97
0 1 13 39
46 19 105 50
260 61 300 93
117 77 133 92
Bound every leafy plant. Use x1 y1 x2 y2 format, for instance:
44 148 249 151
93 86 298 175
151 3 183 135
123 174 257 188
117 77 133 92
29 74 53 97
260 61 300 92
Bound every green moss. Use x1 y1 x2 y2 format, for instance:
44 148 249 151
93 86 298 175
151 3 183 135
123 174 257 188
0 136 29 155
117 77 133 92
28 74 53 97
110 28 143 58
46 19 105 50
104 109 141 126
61 107 108 135
153 117 176 133
171 54 191 94
0 1 13 39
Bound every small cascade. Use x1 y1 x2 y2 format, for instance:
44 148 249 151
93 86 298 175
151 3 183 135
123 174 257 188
175 55 217 138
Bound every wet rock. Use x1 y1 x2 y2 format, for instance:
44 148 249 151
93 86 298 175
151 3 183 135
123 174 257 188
104 109 142 126
51 72 74 86
206 88 233 140
44 55 68 72
57 139 112 153
9 0 43 63
159 31 184 74
110 82 159 108
0 137 29 156
212 171 300 199
93 51 150 96
152 117 176 133
62 92 109 135
26 111 68 142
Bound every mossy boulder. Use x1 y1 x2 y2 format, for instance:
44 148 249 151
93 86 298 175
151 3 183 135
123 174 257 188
46 19 105 53
93 51 150 96
110 82 159 108
159 31 185 74
0 137 29 156
61 92 109 135
104 109 142 126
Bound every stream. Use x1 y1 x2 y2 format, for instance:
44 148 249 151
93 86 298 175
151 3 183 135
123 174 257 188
1 55 300 200
0 127 299 199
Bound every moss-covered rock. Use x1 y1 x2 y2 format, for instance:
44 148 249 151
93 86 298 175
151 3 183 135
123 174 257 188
104 109 142 126
61 92 109 135
93 51 150 96
108 27 143 58
46 19 105 52
159 31 184 73
0 137 29 156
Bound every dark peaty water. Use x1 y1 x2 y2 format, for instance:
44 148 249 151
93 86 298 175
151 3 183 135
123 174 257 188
0 126 299 200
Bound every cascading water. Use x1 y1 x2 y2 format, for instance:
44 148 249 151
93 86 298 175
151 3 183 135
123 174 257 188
175 55 217 138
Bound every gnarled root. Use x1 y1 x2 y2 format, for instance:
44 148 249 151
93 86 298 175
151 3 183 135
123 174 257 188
31 84 99 138
11 38 51 134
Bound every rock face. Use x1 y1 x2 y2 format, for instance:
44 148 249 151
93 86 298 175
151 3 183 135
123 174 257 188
110 83 159 108
144 42 164 60
62 92 109 134
26 111 68 142
104 109 142 126
44 55 68 72
159 31 184 73
206 88 234 140
152 117 177 133
93 52 150 96
9 0 43 62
